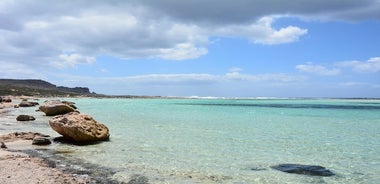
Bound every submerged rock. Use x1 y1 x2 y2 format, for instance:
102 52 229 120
49 112 109 142
16 114 36 121
271 164 335 176
39 100 76 116
32 136 52 145
19 101 39 107
127 174 149 184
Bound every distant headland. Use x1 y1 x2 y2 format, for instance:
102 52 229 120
0 79 95 97
0 79 168 98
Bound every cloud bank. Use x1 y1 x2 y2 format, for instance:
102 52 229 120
1 0 379 69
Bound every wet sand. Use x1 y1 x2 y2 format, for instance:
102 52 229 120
0 140 89 184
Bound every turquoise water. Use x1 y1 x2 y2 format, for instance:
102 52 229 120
1 98 380 183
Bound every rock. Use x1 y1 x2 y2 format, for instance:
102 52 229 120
0 96 2 103
14 104 19 108
0 132 50 142
127 174 149 184
62 101 77 109
1 142 7 149
247 167 267 171
16 115 36 121
39 100 76 116
19 101 39 107
49 112 110 142
2 98 12 103
32 136 52 145
271 164 335 176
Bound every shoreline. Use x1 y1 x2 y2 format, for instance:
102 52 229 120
0 140 122 184
0 97 123 184
0 140 89 184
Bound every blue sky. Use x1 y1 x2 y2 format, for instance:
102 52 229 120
1 0 379 98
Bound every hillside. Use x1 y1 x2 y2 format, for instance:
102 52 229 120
0 79 94 96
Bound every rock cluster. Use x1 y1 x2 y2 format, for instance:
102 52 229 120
39 100 77 116
37 100 110 143
49 112 110 142
3 98 110 146
0 97 12 103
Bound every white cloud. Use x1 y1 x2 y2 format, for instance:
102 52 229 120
247 17 308 44
3 0 377 69
336 57 380 73
50 53 95 69
0 61 46 79
158 43 208 60
296 63 341 76
214 16 308 44
0 0 379 76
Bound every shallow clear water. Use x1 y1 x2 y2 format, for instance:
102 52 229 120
1 98 380 183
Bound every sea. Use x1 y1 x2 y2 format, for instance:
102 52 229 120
1 98 379 183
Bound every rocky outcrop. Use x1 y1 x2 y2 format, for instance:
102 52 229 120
0 79 93 96
0 132 50 142
271 164 335 176
16 115 36 121
49 112 109 142
39 100 76 116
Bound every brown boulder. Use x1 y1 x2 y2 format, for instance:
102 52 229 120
49 112 110 142
39 100 76 116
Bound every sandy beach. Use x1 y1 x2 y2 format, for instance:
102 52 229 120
0 97 105 184
0 141 89 184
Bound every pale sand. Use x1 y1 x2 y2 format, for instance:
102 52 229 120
0 140 90 184
0 97 119 184
0 97 90 184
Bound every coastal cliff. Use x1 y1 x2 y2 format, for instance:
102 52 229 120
0 79 93 96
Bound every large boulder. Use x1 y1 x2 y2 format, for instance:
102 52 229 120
39 100 76 116
49 112 110 142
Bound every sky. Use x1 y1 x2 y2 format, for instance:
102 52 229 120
1 0 380 98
